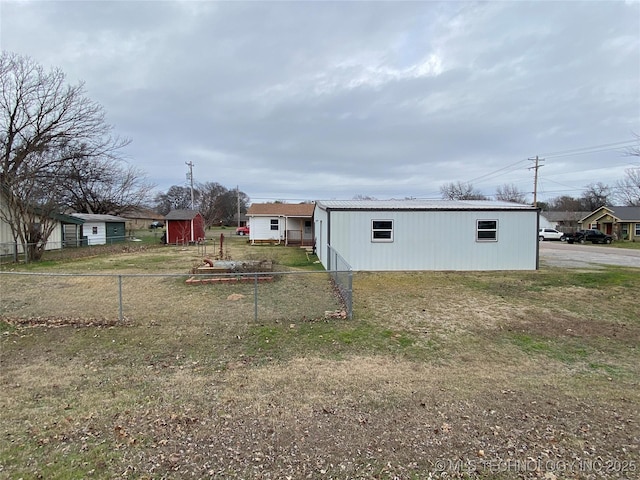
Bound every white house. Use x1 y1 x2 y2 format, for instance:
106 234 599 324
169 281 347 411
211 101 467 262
246 203 315 245
314 200 539 271
71 213 127 245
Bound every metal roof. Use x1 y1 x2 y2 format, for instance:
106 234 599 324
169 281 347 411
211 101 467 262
71 213 127 222
315 199 538 211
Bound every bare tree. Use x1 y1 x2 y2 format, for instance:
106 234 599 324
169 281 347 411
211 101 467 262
495 183 528 203
353 194 377 200
581 182 611 211
154 185 198 215
615 167 640 206
1 52 129 260
197 182 228 226
61 157 154 215
440 181 488 200
547 195 585 212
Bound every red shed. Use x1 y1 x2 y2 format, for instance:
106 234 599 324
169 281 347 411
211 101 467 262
164 209 206 244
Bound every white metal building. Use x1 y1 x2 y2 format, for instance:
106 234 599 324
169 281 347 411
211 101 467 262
71 213 127 246
314 200 539 271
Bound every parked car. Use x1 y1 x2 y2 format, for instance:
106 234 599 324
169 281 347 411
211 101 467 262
565 229 613 245
538 228 566 241
236 226 250 236
149 221 164 229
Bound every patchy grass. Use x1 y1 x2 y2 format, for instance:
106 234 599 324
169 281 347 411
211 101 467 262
1 246 639 479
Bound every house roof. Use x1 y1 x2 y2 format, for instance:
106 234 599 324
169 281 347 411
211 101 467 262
581 206 640 223
247 203 315 217
121 207 164 220
165 209 201 220
71 213 126 222
315 199 537 211
607 206 640 221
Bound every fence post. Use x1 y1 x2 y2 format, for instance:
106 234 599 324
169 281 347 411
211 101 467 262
254 272 258 322
118 275 124 321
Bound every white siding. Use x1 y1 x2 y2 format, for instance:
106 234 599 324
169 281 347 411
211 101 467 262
83 222 107 245
0 213 64 253
315 205 538 271
249 216 284 243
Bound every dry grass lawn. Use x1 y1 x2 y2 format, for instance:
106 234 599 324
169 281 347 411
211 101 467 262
1 234 638 479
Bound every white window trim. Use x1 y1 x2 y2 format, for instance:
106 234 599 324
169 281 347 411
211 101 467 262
476 219 498 242
371 219 394 243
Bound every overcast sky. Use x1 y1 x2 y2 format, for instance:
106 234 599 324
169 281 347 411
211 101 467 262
2 0 639 204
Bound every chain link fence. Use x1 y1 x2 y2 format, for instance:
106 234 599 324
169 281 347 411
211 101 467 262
0 269 352 325
326 245 353 319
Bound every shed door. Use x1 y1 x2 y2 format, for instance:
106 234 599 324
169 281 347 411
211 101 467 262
106 222 125 243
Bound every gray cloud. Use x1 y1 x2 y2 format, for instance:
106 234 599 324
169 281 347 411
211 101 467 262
2 0 638 203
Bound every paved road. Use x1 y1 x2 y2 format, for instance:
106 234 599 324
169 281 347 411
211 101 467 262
539 241 640 269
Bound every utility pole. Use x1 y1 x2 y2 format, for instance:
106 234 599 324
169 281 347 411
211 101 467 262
529 156 544 207
237 185 241 228
185 161 195 210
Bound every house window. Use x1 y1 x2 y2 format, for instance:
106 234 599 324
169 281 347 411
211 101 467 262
304 220 312 234
621 225 628 239
477 220 498 241
270 219 279 231
372 220 393 242
635 223 640 237
92 226 98 235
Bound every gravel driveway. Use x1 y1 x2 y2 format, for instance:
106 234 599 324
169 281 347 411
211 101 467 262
539 241 640 268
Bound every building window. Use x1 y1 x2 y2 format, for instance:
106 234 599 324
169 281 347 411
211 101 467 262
621 225 629 239
635 223 640 237
477 220 498 241
372 220 393 242
270 219 279 231
92 226 98 235
304 220 312 234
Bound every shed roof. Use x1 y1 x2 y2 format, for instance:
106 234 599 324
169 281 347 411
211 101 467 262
71 213 126 222
247 203 315 217
165 209 201 220
315 199 537 211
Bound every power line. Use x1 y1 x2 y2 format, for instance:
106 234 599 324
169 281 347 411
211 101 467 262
539 139 638 159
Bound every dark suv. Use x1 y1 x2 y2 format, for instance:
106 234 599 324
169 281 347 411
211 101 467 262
566 229 613 245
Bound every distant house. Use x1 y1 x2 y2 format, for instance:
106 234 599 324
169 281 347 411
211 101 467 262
579 206 640 241
164 209 205 244
71 213 127 245
246 203 315 245
121 207 165 230
314 200 539 271
539 211 590 234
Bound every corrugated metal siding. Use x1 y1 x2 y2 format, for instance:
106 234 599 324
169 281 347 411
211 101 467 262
314 208 329 266
325 209 537 271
